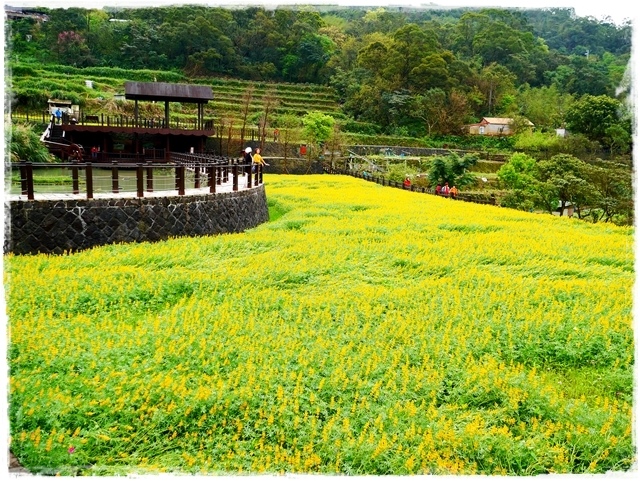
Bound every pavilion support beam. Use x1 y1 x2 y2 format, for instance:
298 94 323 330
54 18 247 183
165 101 170 129
134 100 139 127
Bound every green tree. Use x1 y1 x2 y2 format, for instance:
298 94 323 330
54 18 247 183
516 84 574 130
427 152 478 188
604 123 631 155
302 111 335 156
386 24 439 89
274 113 302 164
535 154 593 217
471 63 517 116
410 88 470 135
583 162 633 224
258 88 279 151
497 152 537 190
565 94 626 144
497 152 538 211
410 89 447 136
56 30 92 66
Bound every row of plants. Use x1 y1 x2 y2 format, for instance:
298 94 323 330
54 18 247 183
211 92 338 108
8 60 339 106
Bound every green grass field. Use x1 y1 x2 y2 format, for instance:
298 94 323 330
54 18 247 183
5 175 635 475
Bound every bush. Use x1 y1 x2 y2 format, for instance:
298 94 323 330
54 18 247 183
341 120 381 135
7 123 56 163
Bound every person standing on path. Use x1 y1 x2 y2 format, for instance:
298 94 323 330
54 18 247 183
243 147 253 176
252 148 269 173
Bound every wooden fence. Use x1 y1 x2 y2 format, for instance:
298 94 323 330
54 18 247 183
326 168 498 206
12 154 264 201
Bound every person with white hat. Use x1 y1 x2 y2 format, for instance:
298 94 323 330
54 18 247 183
243 147 253 176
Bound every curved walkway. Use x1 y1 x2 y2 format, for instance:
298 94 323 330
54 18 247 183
6 172 260 202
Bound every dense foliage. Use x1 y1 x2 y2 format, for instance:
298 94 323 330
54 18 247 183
497 152 633 223
6 175 634 475
7 123 57 163
5 5 632 138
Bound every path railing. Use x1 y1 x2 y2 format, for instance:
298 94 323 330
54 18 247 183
11 155 264 201
326 167 497 205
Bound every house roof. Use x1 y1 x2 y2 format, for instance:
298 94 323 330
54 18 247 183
481 117 534 126
124 81 214 103
48 99 72 105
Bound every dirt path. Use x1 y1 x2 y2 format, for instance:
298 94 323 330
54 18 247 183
9 451 30 474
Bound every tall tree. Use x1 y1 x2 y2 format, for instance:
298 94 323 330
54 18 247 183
565 94 626 144
535 154 593 217
258 88 279 151
239 86 255 150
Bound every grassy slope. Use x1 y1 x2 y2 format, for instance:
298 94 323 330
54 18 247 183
5 175 635 475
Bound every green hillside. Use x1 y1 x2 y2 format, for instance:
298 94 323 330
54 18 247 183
7 61 343 123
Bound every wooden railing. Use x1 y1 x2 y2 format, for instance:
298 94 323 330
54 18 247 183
10 111 215 132
11 155 264 201
326 167 498 205
10 111 277 144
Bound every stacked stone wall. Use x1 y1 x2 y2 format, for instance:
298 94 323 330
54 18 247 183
5 185 268 255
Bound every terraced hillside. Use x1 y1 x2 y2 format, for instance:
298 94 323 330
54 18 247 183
8 61 344 124
204 78 343 119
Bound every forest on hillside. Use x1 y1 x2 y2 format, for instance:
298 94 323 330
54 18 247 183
5 4 633 143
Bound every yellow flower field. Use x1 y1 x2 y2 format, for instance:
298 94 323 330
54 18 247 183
5 174 635 475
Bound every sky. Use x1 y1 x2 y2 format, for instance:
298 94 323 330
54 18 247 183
4 0 635 26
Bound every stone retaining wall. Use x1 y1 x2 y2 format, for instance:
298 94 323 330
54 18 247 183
5 185 269 255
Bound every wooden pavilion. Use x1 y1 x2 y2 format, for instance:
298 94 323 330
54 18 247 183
54 81 215 161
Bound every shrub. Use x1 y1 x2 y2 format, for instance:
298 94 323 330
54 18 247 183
7 123 56 162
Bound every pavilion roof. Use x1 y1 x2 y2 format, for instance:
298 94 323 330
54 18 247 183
124 81 214 103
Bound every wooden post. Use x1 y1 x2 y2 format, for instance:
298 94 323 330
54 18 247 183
146 161 154 192
208 166 215 193
257 165 262 185
111 161 119 193
86 163 93 199
232 165 238 192
194 165 201 189
20 161 27 195
25 162 34 200
136 163 144 197
178 164 185 195
247 165 253 188
72 161 79 194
